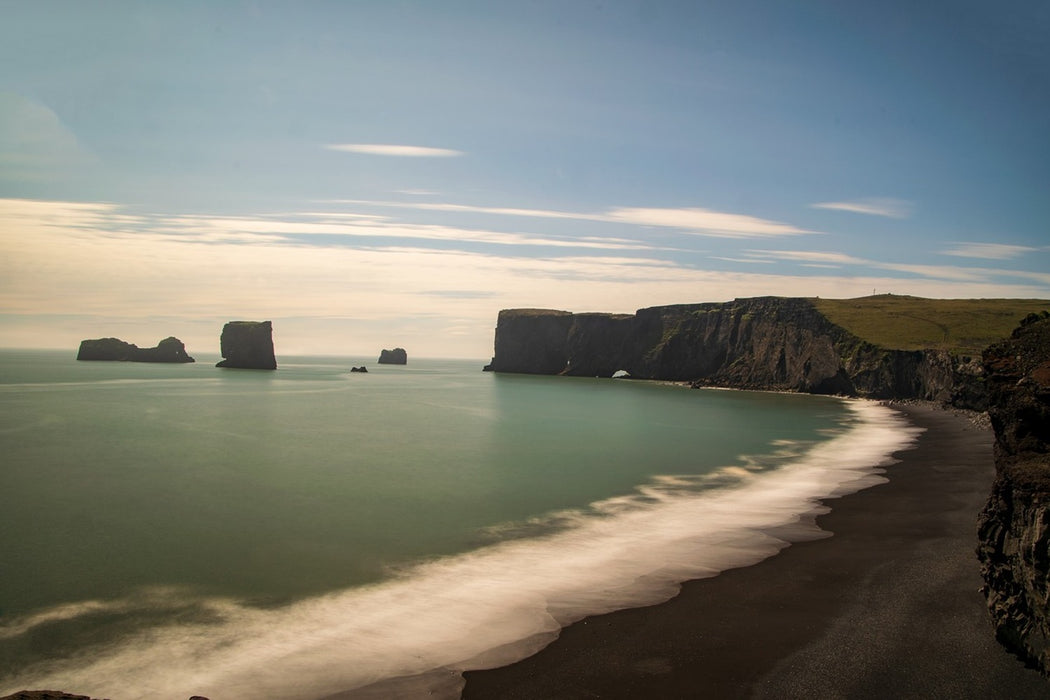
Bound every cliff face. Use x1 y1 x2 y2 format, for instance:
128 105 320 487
215 321 277 370
77 336 195 363
485 298 984 404
977 312 1050 673
486 309 575 374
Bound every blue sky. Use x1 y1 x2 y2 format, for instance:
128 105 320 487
2 1 1048 357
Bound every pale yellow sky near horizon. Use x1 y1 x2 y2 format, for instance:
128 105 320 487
3 198 1048 358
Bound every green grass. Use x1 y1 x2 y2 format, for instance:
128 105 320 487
500 308 572 317
812 295 1050 355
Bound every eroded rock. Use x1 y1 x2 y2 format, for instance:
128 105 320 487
215 321 277 370
77 336 194 363
378 348 407 365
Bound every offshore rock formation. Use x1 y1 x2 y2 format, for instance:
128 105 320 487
215 321 277 370
977 312 1050 673
378 348 408 364
484 298 988 405
77 336 194 363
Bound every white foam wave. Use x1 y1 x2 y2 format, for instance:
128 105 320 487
0 400 921 700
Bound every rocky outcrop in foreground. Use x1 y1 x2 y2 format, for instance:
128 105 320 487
215 321 277 369
977 312 1050 673
378 348 407 364
0 694 208 700
77 336 194 363
484 298 990 406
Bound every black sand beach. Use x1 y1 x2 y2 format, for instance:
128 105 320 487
460 404 1048 698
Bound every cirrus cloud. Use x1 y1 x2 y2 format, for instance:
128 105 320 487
330 199 818 238
810 198 913 219
607 207 817 238
325 143 464 157
941 242 1037 260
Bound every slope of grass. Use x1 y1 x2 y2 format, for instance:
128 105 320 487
811 295 1050 355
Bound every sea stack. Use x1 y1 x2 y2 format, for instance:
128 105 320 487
977 311 1050 673
216 321 277 370
77 336 195 363
378 348 407 365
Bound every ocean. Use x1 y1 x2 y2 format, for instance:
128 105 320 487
0 350 920 699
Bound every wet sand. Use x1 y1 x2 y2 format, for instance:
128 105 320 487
460 404 1048 698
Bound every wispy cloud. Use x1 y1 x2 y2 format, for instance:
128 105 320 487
941 242 1037 260
397 189 440 196
0 93 98 182
710 256 776 265
332 199 597 222
606 207 817 238
325 144 464 157
743 250 866 266
333 199 818 238
744 247 1024 284
160 212 658 252
810 198 913 219
875 262 989 282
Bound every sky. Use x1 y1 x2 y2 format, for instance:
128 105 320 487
2 1 1048 358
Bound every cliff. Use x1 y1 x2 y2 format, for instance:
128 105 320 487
77 336 194 363
378 348 407 364
484 297 998 405
215 321 277 370
977 312 1050 673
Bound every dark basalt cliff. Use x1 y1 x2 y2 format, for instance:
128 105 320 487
378 347 408 364
977 312 1050 673
77 336 194 363
215 321 277 370
484 297 985 405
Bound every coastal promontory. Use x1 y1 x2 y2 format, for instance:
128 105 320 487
378 348 407 365
977 311 1050 674
77 336 195 363
215 321 277 370
483 296 1048 408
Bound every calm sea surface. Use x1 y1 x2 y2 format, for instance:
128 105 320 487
0 350 919 698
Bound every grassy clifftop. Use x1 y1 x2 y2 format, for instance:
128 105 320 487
812 295 1050 355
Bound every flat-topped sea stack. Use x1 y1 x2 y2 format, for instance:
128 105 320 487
977 311 1050 673
77 336 194 363
484 296 1049 408
216 321 277 370
378 348 407 365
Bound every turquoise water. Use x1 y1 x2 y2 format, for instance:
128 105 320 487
0 350 918 698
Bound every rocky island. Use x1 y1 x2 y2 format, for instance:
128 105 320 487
215 321 277 370
378 348 407 365
978 311 1050 674
77 336 194 363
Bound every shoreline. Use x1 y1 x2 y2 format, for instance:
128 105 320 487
457 403 1047 698
8 402 1046 699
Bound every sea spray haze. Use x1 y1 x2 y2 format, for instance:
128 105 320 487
0 351 919 698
